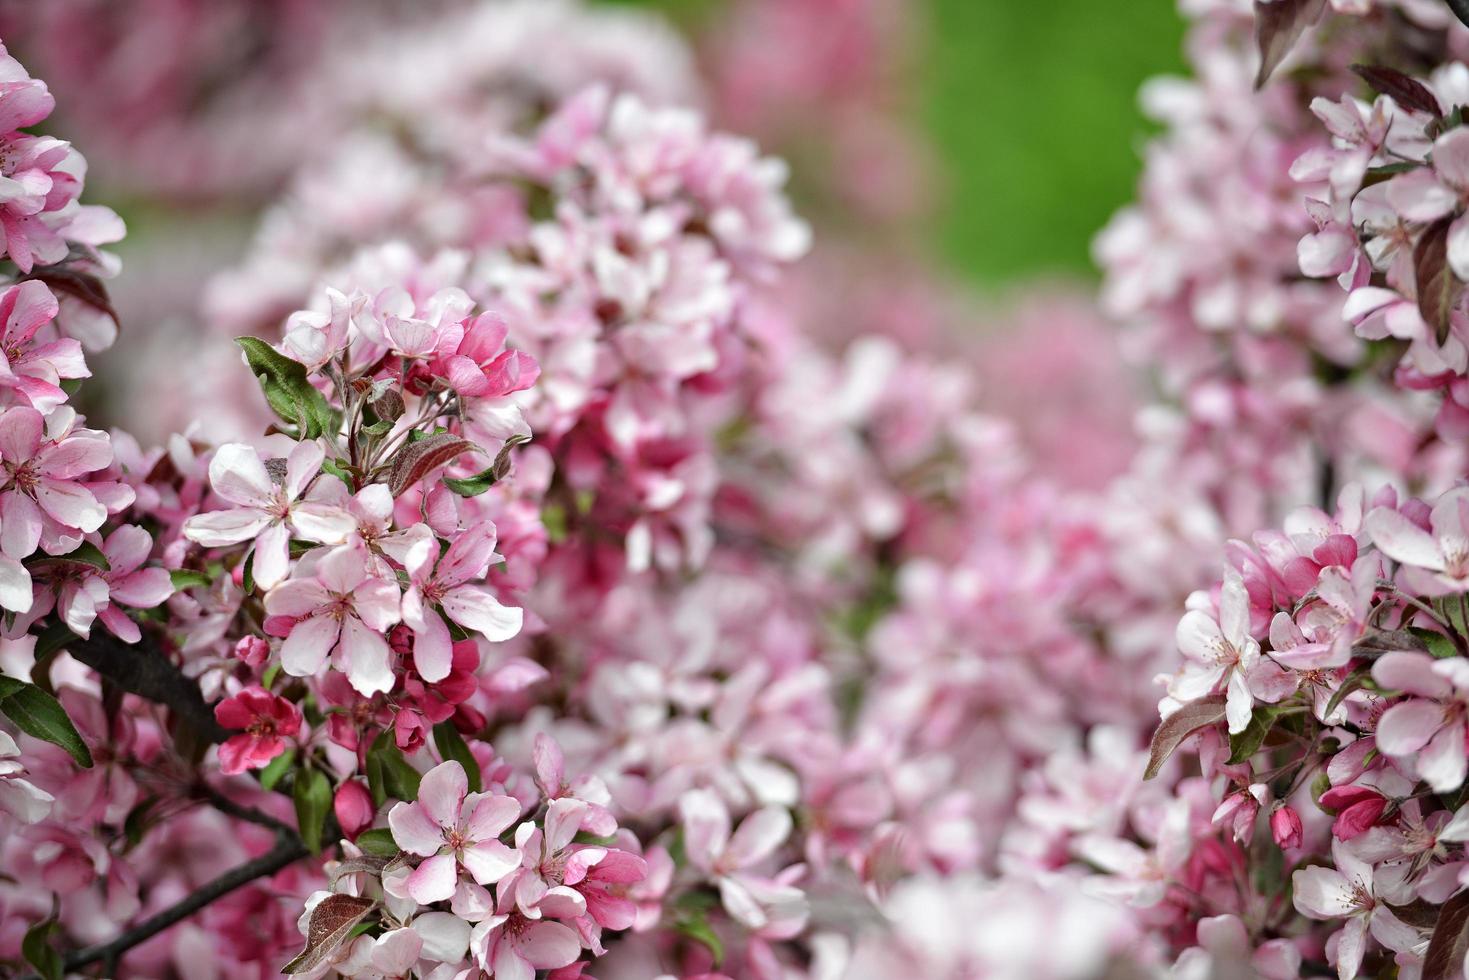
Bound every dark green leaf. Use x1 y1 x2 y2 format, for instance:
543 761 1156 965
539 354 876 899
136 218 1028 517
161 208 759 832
0 679 92 768
433 722 481 793
260 747 296 792
235 336 337 439
22 918 62 980
1228 704 1287 765
355 828 399 857
442 434 530 498
1411 627 1460 659
293 767 332 854
169 569 213 591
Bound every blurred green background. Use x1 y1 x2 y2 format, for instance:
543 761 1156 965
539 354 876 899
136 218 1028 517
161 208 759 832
607 0 1185 285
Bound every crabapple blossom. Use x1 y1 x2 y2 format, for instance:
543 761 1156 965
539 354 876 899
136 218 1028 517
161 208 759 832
214 687 302 775
387 760 522 905
182 440 355 590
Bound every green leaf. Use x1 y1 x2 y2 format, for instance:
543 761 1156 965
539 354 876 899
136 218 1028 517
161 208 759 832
1228 704 1287 765
170 569 214 591
367 732 421 804
22 918 62 980
235 336 337 439
673 911 724 965
0 678 93 768
293 767 332 854
355 827 399 857
260 747 296 792
262 662 282 690
1410 627 1459 659
26 540 109 572
1324 670 1370 720
30 621 78 672
123 796 161 848
433 722 481 793
240 552 256 595
442 434 530 497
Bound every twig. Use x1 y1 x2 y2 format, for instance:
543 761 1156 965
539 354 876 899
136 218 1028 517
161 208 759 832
65 630 229 743
195 781 297 837
18 832 308 979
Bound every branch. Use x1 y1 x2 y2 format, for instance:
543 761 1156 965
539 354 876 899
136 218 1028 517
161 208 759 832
16 832 309 979
66 629 229 743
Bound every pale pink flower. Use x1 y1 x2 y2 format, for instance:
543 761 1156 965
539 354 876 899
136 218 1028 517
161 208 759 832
1292 839 1420 979
0 280 87 411
387 760 522 904
0 404 114 612
265 540 401 696
1371 651 1469 793
0 729 53 823
183 440 355 590
1384 128 1469 280
1173 914 1302 980
468 894 583 980
1365 488 1469 595
1169 569 1261 734
678 789 807 932
401 521 523 683
93 524 172 642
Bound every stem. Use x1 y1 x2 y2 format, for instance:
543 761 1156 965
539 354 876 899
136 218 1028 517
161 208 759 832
54 833 308 977
66 631 228 744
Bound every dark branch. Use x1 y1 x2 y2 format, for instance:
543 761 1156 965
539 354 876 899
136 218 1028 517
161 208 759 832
66 630 229 743
68 833 308 974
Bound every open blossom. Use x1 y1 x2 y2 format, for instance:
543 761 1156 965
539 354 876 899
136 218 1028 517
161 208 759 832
0 729 53 823
0 404 116 612
33 522 172 641
387 760 522 905
1365 489 1469 595
0 280 87 411
214 687 302 775
265 540 401 696
1169 569 1262 733
678 789 807 933
400 521 523 683
1372 651 1469 793
182 440 355 590
1292 840 1421 980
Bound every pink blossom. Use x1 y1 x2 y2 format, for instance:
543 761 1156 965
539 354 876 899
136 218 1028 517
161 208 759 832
214 687 301 775
0 280 87 411
678 789 807 933
264 540 402 696
1169 569 1261 734
400 521 523 683
387 760 523 904
1292 839 1420 979
334 779 375 842
1366 489 1469 595
468 895 583 980
1371 651 1469 793
183 440 355 590
0 729 53 823
1270 804 1303 850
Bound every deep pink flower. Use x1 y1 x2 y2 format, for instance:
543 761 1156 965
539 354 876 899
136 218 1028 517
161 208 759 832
0 281 87 411
334 779 375 842
400 521 523 682
1318 785 1390 841
1271 805 1303 850
214 687 301 775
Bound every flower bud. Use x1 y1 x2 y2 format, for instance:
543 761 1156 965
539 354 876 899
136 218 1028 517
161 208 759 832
334 779 374 841
233 635 270 668
1270 804 1303 849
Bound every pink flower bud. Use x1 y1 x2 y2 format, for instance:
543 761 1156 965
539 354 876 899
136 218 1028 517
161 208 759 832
233 635 269 668
1270 804 1303 849
1319 785 1387 840
333 779 374 842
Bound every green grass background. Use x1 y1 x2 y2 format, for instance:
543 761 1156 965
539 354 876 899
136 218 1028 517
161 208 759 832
605 0 1185 285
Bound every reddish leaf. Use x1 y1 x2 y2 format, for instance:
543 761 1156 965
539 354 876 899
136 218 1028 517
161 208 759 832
1144 695 1226 780
1423 890 1469 980
281 893 375 974
1415 215 1463 345
388 433 477 497
1352 64 1443 117
1253 0 1327 89
26 265 120 331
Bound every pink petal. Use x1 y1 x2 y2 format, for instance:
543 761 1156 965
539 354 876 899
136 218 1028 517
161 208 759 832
0 488 41 559
466 794 522 841
725 806 792 870
390 800 446 857
514 920 580 969
461 839 521 886
418 761 469 830
0 405 43 462
1375 699 1444 756
342 615 394 697
279 614 340 678
406 852 459 905
182 507 270 548
206 444 275 509
442 584 522 641
1365 507 1444 571
283 440 324 500
251 520 291 591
